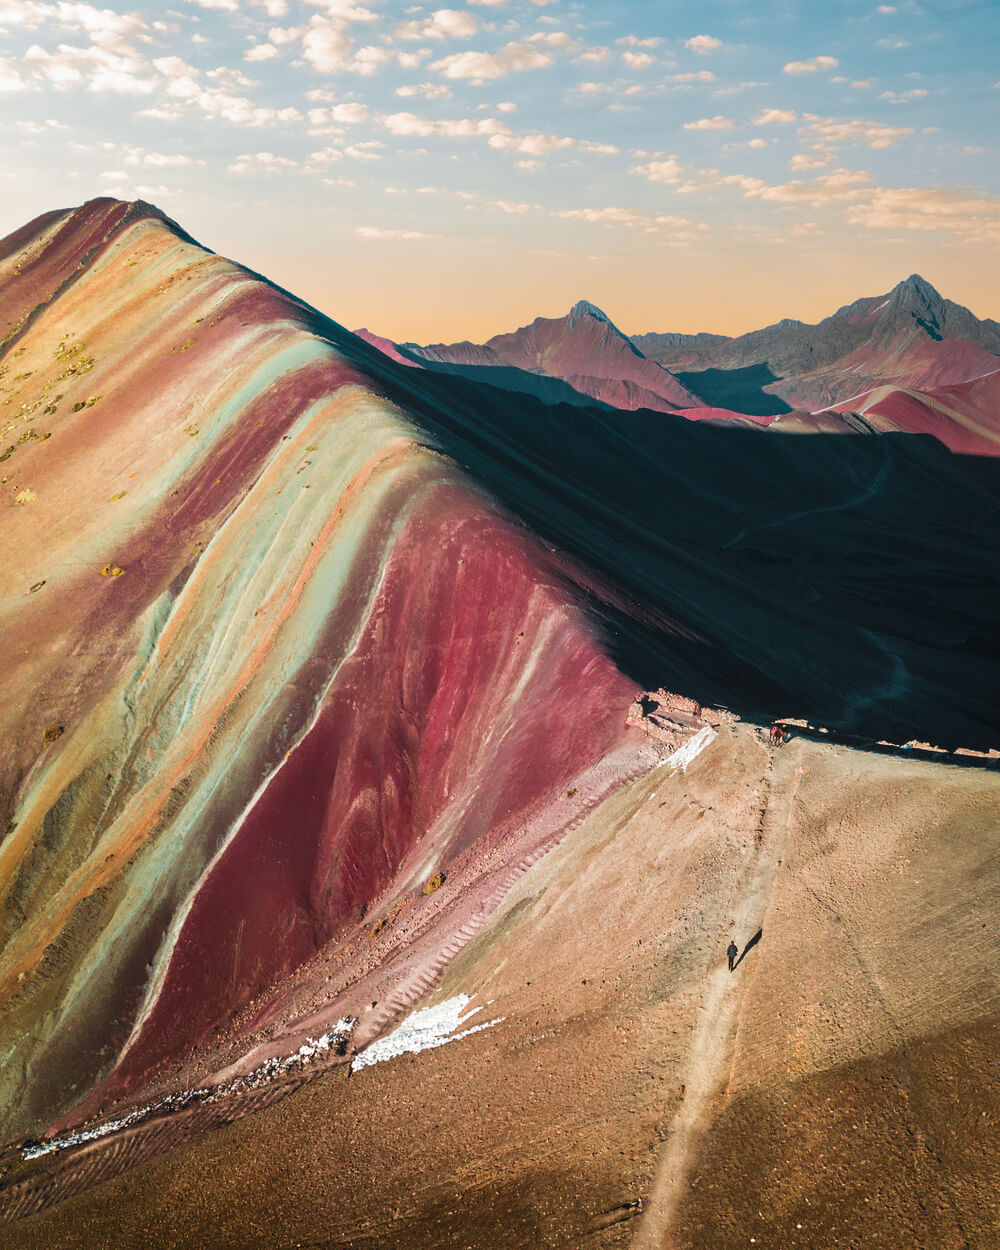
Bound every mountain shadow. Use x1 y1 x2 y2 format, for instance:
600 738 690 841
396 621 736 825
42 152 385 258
674 363 793 417
314 320 1000 752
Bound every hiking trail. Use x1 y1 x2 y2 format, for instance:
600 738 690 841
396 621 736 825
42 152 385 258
631 736 805 1250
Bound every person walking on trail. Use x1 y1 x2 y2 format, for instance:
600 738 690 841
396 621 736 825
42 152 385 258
769 723 787 746
727 940 739 972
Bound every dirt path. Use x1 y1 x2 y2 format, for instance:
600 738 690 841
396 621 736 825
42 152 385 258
632 736 804 1250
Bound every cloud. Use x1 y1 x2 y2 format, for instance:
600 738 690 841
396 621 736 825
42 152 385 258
430 40 551 81
754 108 797 124
574 46 610 63
579 140 619 154
488 128 572 154
672 70 714 82
685 35 721 53
783 55 838 74
245 44 278 61
380 109 505 137
395 9 478 40
343 140 383 158
551 205 707 234
747 137 766 149
395 81 453 99
487 199 535 212
801 114 913 149
228 150 297 173
789 151 833 170
622 50 653 68
0 56 27 90
301 17 353 72
845 186 1000 241
629 156 684 183
529 30 579 50
684 115 732 130
879 88 927 103
356 226 442 240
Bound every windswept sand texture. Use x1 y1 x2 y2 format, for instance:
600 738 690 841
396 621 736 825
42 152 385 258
1 199 1000 1246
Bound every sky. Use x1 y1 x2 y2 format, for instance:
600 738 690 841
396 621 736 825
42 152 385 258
1 0 998 342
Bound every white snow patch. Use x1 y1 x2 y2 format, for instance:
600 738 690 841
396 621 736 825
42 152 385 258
351 994 504 1073
665 725 716 773
22 1087 212 1160
22 1017 359 1161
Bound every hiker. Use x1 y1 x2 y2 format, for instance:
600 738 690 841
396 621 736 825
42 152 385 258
727 940 738 972
769 723 786 746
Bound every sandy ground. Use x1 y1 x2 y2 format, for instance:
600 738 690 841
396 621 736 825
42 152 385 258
6 724 1000 1249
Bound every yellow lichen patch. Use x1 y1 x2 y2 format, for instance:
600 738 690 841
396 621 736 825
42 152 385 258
183 424 199 437
29 581 45 592
14 489 36 504
99 565 126 578
108 491 127 502
422 872 446 896
70 395 100 413
171 338 196 354
42 726 64 744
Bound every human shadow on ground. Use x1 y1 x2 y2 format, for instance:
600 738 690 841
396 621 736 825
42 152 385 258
735 929 763 970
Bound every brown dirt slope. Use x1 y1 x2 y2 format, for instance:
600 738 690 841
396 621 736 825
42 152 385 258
7 726 1000 1249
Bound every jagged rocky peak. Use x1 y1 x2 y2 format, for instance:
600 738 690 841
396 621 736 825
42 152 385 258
567 298 615 328
889 273 944 310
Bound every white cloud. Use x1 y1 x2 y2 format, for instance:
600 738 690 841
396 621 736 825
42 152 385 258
845 186 1000 241
528 30 579 50
684 114 732 130
343 140 382 158
672 70 714 83
301 16 353 72
747 137 766 149
356 226 442 240
685 35 721 53
245 43 278 61
622 50 653 68
754 107 797 124
395 9 478 40
228 150 296 173
802 114 912 149
488 199 535 212
574 46 610 63
629 155 684 183
789 151 833 170
580 140 619 154
552 206 706 234
488 128 572 154
879 88 927 103
430 40 551 81
396 81 453 99
0 56 27 90
783 55 838 74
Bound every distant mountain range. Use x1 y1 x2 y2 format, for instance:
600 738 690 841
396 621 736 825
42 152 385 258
359 276 1000 453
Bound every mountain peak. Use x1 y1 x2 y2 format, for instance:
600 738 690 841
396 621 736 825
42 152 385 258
567 299 614 327
892 273 943 305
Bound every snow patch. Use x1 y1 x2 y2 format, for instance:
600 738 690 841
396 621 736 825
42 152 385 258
666 725 716 773
351 994 504 1073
